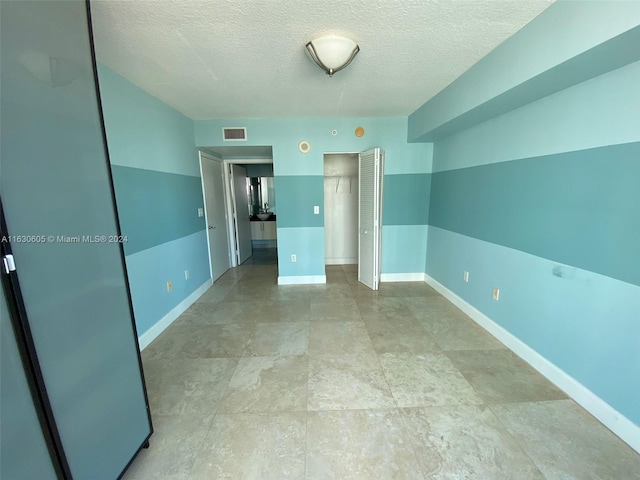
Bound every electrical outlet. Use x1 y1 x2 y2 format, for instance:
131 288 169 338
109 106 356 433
185 269 189 280
167 280 173 292
197 208 204 217
291 254 297 263
313 206 320 215
463 271 469 282
492 287 500 301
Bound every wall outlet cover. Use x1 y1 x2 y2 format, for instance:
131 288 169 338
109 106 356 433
291 254 297 263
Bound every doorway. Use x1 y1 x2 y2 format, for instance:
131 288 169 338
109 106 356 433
222 160 276 267
324 153 359 265
324 149 384 290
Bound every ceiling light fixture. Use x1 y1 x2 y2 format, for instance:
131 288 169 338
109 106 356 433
305 35 360 77
19 52 81 87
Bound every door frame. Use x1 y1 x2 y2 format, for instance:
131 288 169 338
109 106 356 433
222 158 273 267
199 151 231 280
323 152 360 266
322 150 384 287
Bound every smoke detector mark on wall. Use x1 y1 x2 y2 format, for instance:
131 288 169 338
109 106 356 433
222 127 247 141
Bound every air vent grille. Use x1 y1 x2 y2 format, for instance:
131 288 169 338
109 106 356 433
222 127 247 141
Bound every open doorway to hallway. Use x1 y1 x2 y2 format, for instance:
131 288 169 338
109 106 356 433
199 146 277 274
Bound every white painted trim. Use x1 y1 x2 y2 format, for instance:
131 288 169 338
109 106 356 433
199 151 223 162
138 279 212 350
380 272 427 282
278 275 326 285
423 273 640 453
222 160 238 267
224 158 273 164
199 152 215 280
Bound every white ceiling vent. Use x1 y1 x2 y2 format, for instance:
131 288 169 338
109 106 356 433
222 127 247 141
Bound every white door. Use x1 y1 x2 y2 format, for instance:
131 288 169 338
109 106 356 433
231 164 252 264
358 148 384 290
200 153 230 281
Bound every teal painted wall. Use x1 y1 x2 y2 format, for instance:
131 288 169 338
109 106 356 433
111 166 205 255
382 225 429 274
123 232 210 334
195 117 432 176
277 227 326 277
419 52 640 427
427 226 640 426
384 174 431 226
408 1 640 142
98 64 209 336
98 65 199 176
430 143 640 287
274 176 325 228
195 117 433 277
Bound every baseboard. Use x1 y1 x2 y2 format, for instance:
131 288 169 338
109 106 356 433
278 275 326 285
138 278 212 350
423 273 640 453
380 272 427 282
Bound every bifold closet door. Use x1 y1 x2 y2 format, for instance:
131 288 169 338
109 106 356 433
358 148 385 290
0 1 152 479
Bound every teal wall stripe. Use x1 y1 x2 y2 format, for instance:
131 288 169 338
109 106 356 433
276 174 430 229
429 142 640 286
111 166 205 255
274 176 324 228
383 174 431 226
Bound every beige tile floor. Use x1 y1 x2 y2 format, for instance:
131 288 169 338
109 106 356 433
125 263 640 480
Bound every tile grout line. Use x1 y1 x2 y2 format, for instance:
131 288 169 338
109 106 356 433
486 401 551 480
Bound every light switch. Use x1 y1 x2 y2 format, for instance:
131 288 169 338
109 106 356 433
314 206 320 215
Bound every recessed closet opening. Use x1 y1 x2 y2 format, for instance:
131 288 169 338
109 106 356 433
323 153 359 265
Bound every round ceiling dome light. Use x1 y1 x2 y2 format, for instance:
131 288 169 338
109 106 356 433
305 34 360 77
298 140 311 154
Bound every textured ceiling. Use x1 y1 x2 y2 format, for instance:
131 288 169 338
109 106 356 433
90 0 554 120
